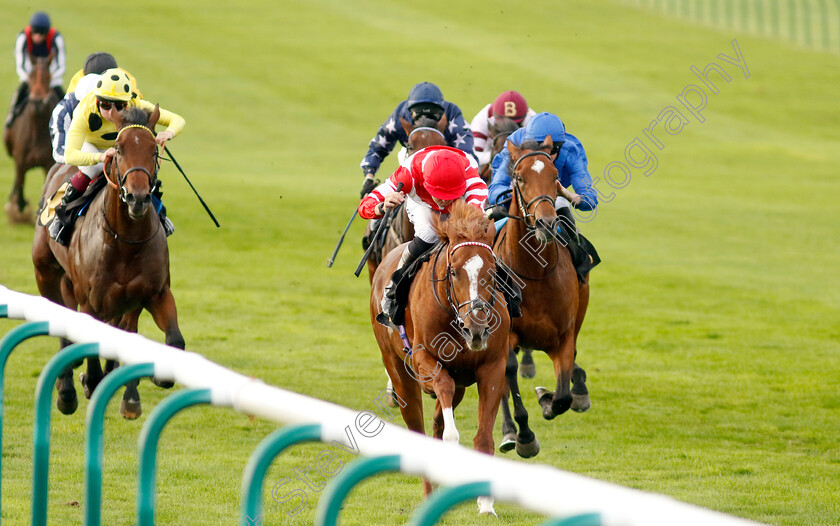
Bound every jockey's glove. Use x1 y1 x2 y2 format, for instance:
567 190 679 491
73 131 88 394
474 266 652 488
360 176 379 198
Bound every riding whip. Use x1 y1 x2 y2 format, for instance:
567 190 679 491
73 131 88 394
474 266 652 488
326 208 358 267
354 182 404 277
162 145 220 227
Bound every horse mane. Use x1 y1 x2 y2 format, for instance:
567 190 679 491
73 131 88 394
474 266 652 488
413 115 440 129
519 139 542 151
435 200 493 245
120 106 151 127
491 117 519 137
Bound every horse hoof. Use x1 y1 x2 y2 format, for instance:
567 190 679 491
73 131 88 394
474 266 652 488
5 201 34 225
499 433 516 453
120 399 142 420
518 362 536 379
515 436 540 459
151 377 174 389
56 391 78 415
571 393 591 413
535 387 556 420
79 372 93 399
552 394 572 416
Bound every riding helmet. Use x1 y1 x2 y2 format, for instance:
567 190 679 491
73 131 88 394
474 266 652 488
422 149 468 201
94 68 133 102
83 52 118 75
523 112 566 144
491 91 528 123
407 82 445 112
29 12 51 33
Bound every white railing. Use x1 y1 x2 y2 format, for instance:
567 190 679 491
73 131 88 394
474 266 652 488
0 285 764 525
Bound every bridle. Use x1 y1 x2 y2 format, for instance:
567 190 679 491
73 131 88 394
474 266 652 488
508 151 557 229
104 124 160 204
406 126 445 154
432 241 497 326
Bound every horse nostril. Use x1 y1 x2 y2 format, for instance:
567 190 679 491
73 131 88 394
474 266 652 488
143 194 152 204
125 193 135 204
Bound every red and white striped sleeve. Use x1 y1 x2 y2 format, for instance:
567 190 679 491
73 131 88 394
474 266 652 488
358 167 415 219
462 154 488 210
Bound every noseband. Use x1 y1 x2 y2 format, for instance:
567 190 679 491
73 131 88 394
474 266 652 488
509 151 556 229
434 241 497 326
104 124 160 204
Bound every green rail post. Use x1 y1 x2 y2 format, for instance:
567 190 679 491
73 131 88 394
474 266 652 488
32 342 100 526
137 388 212 526
314 455 401 526
0 304 7 318
0 320 50 523
539 513 603 526
240 423 322 526
408 481 492 526
84 362 154 526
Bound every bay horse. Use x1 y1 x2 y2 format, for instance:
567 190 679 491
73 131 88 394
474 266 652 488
493 137 591 457
32 105 183 419
370 200 509 516
3 52 58 224
364 115 447 283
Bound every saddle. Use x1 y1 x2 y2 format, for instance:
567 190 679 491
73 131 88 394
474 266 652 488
38 174 107 227
377 243 441 328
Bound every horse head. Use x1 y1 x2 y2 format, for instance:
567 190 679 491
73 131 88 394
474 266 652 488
26 51 54 109
489 116 519 159
507 136 559 243
435 200 498 351
107 105 160 221
402 114 447 157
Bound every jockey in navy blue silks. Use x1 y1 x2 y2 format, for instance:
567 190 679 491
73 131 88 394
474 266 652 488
5 12 66 128
359 82 475 198
488 112 598 222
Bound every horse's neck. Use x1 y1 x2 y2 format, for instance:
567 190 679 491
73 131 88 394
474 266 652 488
413 247 452 329
502 205 558 278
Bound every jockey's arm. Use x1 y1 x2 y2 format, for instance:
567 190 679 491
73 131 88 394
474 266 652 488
64 114 102 167
50 33 67 86
487 147 513 206
136 99 185 138
358 169 412 220
14 33 27 82
561 142 598 212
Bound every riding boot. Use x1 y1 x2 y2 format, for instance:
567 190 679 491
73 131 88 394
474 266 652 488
4 83 28 128
379 238 435 325
555 205 579 243
48 185 84 246
153 193 174 237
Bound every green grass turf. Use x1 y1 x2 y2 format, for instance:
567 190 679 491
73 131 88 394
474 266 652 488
1 1 839 524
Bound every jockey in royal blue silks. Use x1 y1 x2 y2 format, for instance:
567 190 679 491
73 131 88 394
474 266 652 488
488 112 598 242
359 81 476 198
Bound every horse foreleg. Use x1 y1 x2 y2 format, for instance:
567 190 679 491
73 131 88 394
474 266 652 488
147 288 182 389
432 387 464 440
430 370 458 445
519 348 536 378
498 386 516 453
120 378 142 420
539 333 576 418
570 278 591 412
505 346 539 458
473 358 506 517
147 288 184 349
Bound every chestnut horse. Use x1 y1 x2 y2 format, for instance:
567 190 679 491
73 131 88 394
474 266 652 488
32 106 183 419
3 52 58 224
364 115 447 282
370 200 509 516
493 137 591 457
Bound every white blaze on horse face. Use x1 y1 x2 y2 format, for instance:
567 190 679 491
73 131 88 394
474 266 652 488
442 407 460 444
532 160 545 174
463 255 483 303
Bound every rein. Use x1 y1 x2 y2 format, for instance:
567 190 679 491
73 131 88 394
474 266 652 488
104 125 160 203
431 241 497 325
408 126 445 142
507 151 556 229
100 207 161 245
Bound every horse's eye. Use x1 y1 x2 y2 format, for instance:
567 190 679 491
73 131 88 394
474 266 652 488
450 269 457 277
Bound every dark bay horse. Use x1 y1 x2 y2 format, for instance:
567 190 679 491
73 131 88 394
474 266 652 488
493 137 591 457
370 200 509 515
478 116 519 184
32 106 183 419
364 115 447 283
3 53 58 224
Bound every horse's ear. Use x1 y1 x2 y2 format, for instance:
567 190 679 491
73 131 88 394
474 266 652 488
149 104 160 130
400 117 413 135
541 135 554 153
507 140 522 161
437 114 448 133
